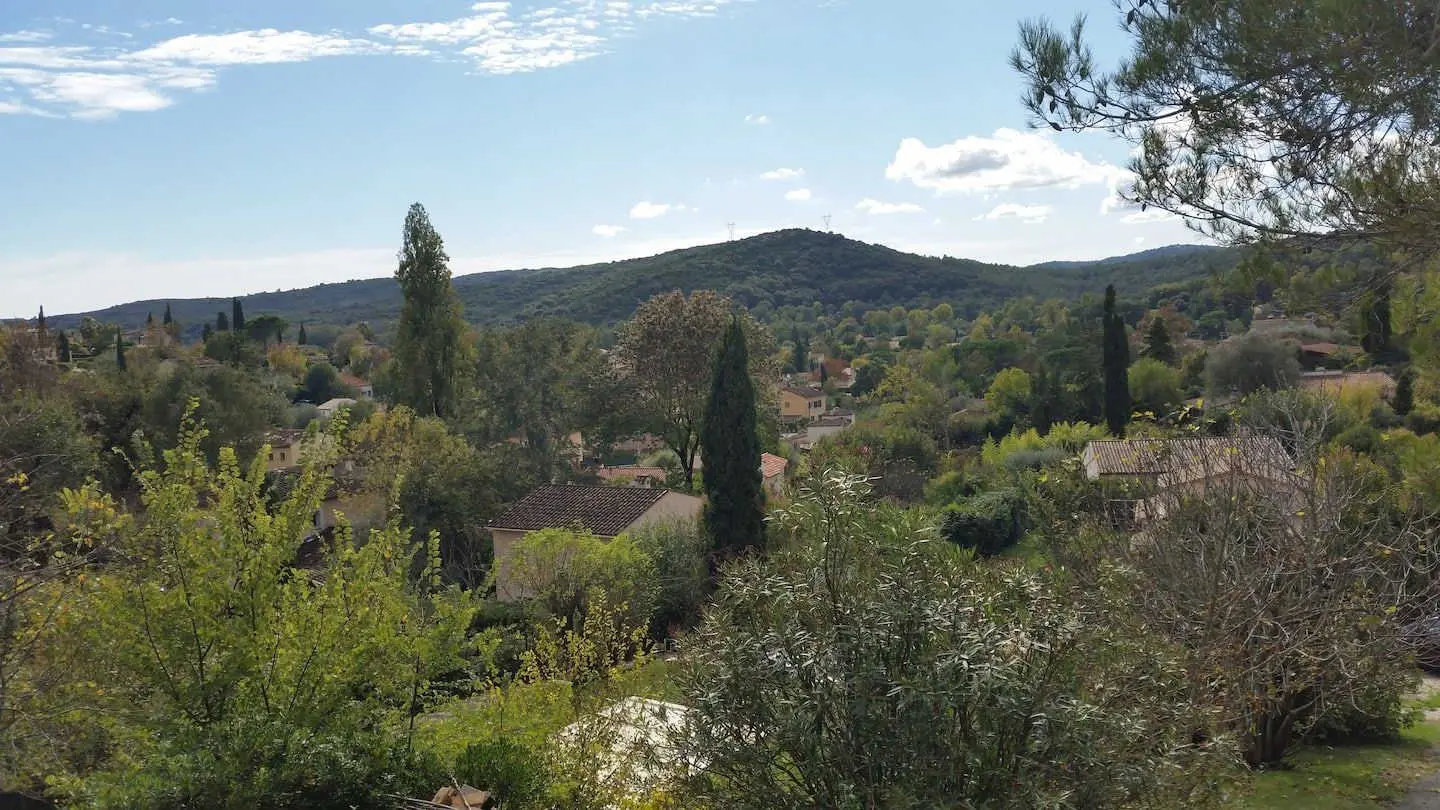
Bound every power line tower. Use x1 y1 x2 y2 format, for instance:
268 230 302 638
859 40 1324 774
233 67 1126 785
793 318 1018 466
727 222 736 241
822 214 832 232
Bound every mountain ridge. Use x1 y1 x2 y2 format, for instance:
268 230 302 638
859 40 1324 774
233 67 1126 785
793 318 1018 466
50 229 1236 334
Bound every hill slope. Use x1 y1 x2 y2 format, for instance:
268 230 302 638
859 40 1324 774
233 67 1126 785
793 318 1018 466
53 230 1236 333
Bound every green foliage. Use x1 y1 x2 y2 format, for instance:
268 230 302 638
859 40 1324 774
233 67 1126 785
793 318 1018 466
231 297 245 331
701 317 766 562
501 528 658 634
453 738 550 809
113 332 125 371
1143 314 1176 364
983 366 1032 424
393 202 468 418
1207 333 1301 398
296 361 353 404
1129 356 1184 417
1103 285 1131 436
54 408 473 809
940 488 1029 557
980 423 1105 471
632 520 709 637
139 365 288 464
1394 368 1415 416
680 472 1224 809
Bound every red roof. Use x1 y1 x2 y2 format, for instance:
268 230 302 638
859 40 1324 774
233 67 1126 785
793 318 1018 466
340 373 370 388
761 452 789 479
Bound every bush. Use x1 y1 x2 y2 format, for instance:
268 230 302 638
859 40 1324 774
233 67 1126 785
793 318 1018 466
453 738 550 810
1206 332 1301 397
1129 357 1184 417
632 521 709 637
940 488 1028 557
1337 423 1381 453
503 528 658 633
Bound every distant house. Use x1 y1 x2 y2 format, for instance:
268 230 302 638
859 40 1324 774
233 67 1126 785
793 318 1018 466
264 428 308 472
339 373 374 399
316 397 357 419
1300 370 1397 398
780 386 826 422
1082 436 1295 522
785 416 854 452
488 484 704 601
760 452 789 497
595 465 670 487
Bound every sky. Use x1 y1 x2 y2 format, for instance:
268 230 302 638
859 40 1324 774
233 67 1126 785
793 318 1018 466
0 0 1207 318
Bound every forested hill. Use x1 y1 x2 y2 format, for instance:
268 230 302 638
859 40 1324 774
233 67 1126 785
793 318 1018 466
54 229 1236 332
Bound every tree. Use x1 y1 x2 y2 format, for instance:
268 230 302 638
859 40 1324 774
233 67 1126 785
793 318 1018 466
201 322 213 343
296 361 352 404
1361 284 1393 357
501 527 657 632
1012 1 1440 261
788 327 809 374
680 473 1223 808
984 367 1032 425
145 312 154 328
245 314 287 348
231 297 245 331
1395 368 1416 416
393 203 467 418
940 488 1028 557
114 332 126 371
613 291 775 490
297 323 308 345
701 317 766 566
1102 285 1130 436
55 331 71 364
35 306 44 337
1142 315 1176 364
1129 357 1184 417
216 311 230 332
162 303 173 326
1206 332 1301 397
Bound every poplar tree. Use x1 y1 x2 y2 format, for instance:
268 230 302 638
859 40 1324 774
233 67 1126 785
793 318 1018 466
1102 285 1130 437
700 316 766 569
393 203 467 418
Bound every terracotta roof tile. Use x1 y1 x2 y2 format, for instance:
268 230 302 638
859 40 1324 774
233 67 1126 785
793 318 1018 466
488 484 669 536
761 453 788 479
783 385 824 399
1084 437 1291 478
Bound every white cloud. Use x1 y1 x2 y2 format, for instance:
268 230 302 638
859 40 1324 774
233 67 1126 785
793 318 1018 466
131 29 381 66
855 198 924 215
760 167 802 180
592 224 626 237
0 31 52 44
784 188 812 202
629 201 678 219
887 128 1120 194
974 202 1053 224
1101 172 1180 224
744 113 768 125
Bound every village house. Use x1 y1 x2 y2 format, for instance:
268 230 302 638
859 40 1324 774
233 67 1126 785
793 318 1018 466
488 484 704 601
1082 436 1295 523
264 428 308 473
784 415 854 452
316 397 357 419
779 385 826 422
594 465 670 487
761 452 789 497
339 373 374 399
1300 369 1397 399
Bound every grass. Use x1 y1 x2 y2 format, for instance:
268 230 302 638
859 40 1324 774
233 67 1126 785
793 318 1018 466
1227 719 1440 809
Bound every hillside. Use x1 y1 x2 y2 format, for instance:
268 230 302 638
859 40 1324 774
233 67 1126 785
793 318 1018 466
52 229 1237 334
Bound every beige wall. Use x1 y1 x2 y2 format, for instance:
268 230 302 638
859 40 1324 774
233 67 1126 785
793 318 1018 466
491 527 530 602
780 391 823 420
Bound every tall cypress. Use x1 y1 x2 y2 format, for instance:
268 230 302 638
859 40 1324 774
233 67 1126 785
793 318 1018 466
202 323 214 343
1102 285 1130 437
232 298 245 332
115 332 126 371
217 311 230 332
700 316 766 571
163 303 173 325
56 331 71 363
298 323 308 345
36 306 45 336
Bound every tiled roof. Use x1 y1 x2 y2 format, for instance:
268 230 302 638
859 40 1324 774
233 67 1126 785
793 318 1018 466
1299 342 1341 355
488 484 669 536
1084 436 1291 478
760 452 788 479
266 428 306 449
783 385 824 399
595 465 669 482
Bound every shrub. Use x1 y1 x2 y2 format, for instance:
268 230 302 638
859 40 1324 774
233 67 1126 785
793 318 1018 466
503 528 658 633
940 488 1028 557
632 520 709 637
454 738 550 810
1129 357 1184 417
1206 333 1301 397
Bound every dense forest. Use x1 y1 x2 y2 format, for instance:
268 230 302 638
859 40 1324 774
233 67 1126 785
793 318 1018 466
51 230 1236 338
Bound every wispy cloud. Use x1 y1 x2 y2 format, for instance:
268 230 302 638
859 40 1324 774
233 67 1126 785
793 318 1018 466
744 113 768 125
0 1 749 118
887 128 1120 194
592 224 626 237
760 167 803 180
974 202 1052 224
855 198 923 215
629 201 681 219
784 188 812 202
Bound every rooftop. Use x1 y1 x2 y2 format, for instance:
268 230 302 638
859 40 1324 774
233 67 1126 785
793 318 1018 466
783 385 824 398
1084 436 1291 479
761 452 789 479
488 484 671 536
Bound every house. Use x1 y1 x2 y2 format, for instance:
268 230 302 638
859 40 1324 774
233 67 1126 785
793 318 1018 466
761 453 789 497
594 465 670 487
339 373 374 399
264 428 308 472
786 416 854 451
1082 436 1295 522
1300 370 1397 398
316 397 357 419
780 386 826 422
488 484 704 601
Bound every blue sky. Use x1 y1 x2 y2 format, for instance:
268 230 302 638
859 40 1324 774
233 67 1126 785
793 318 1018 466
0 0 1205 317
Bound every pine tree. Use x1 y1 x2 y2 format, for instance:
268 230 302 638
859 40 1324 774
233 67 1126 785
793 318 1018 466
1102 285 1131 437
217 311 230 332
163 303 173 325
700 316 766 570
115 332 126 371
232 298 245 332
36 306 45 336
298 323 308 345
1395 368 1415 416
393 203 467 418
56 331 71 363
1142 315 1176 365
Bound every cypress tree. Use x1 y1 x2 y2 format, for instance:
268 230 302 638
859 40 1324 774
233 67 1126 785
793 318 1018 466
1142 315 1176 364
56 331 71 363
1102 285 1131 437
36 306 45 336
700 316 766 571
163 303 173 325
1395 368 1415 416
217 311 230 332
298 323 308 345
202 323 214 343
146 312 154 327
115 332 126 371
232 298 245 331
789 327 808 374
